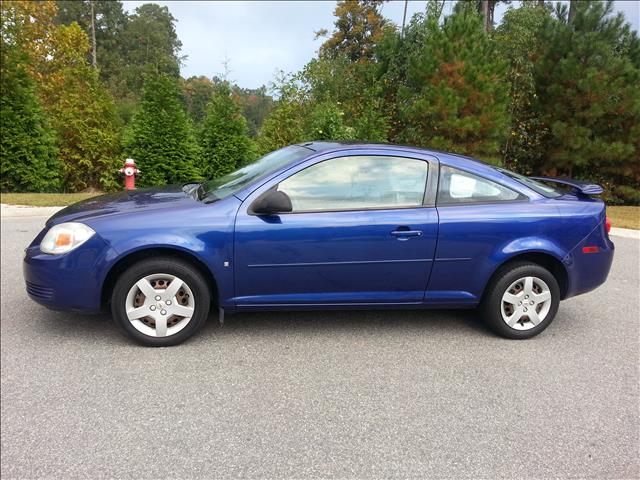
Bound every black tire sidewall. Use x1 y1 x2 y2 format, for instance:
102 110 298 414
111 257 211 346
482 262 560 339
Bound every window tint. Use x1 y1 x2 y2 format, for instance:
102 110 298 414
437 165 523 205
277 156 429 212
496 167 562 198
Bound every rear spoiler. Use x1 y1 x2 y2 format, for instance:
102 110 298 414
529 177 604 196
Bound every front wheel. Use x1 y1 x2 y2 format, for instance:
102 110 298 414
481 262 560 339
111 257 211 346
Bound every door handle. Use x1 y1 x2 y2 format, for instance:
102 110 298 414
390 229 423 238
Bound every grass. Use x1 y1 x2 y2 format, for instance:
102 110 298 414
1 192 638 229
607 206 640 230
1 192 102 207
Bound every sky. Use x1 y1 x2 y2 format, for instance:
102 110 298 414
123 1 640 90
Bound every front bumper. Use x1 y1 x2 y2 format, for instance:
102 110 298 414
23 234 117 313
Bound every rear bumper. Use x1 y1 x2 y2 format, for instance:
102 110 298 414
563 224 614 299
23 235 116 313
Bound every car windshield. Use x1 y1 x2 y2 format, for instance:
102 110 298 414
496 167 562 198
200 145 311 203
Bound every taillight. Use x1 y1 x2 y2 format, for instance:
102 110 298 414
605 216 611 234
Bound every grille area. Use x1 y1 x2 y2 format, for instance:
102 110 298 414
26 281 54 300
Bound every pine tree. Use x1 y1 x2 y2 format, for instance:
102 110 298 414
534 0 640 195
125 75 202 187
199 83 255 178
394 6 510 163
0 44 60 192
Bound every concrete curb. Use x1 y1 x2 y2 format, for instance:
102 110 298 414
2 203 639 239
609 227 640 240
1 204 64 218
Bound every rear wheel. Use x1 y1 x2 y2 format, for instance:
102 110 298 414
111 257 210 346
481 262 560 339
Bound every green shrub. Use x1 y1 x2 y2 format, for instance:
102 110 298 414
124 75 202 187
0 45 61 192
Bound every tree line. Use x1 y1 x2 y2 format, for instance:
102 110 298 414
1 0 638 204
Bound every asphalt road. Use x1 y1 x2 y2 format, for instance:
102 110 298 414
1 216 639 479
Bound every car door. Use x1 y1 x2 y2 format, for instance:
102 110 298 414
232 150 439 307
427 164 536 305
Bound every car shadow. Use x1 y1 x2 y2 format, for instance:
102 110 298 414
201 307 493 339
33 306 493 345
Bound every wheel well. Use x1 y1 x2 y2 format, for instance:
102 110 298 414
484 252 569 301
101 248 218 308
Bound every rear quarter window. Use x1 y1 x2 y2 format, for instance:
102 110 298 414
437 166 525 205
495 168 563 198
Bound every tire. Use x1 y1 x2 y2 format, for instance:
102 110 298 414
480 261 560 339
111 257 211 346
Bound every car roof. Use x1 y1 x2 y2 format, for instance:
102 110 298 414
298 141 497 175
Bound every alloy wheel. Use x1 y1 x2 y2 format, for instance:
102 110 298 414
125 273 195 337
500 276 552 331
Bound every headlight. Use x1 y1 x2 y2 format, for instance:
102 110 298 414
40 222 96 255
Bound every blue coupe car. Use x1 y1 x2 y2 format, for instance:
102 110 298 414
24 142 614 346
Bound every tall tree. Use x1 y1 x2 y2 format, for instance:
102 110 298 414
303 0 392 142
474 0 508 32
55 1 128 81
199 83 255 178
125 75 201 187
568 0 577 23
0 44 60 192
316 0 390 63
90 1 97 68
534 0 640 196
393 5 510 163
2 1 121 191
481 0 491 31
119 4 183 95
0 0 59 79
495 3 550 173
39 23 121 191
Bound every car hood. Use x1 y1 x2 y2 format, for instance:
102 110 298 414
47 185 197 226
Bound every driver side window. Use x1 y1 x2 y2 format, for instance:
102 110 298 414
277 155 429 212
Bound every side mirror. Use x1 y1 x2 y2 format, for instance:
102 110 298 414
250 189 292 215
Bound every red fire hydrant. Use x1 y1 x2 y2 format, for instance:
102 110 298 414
119 158 140 190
